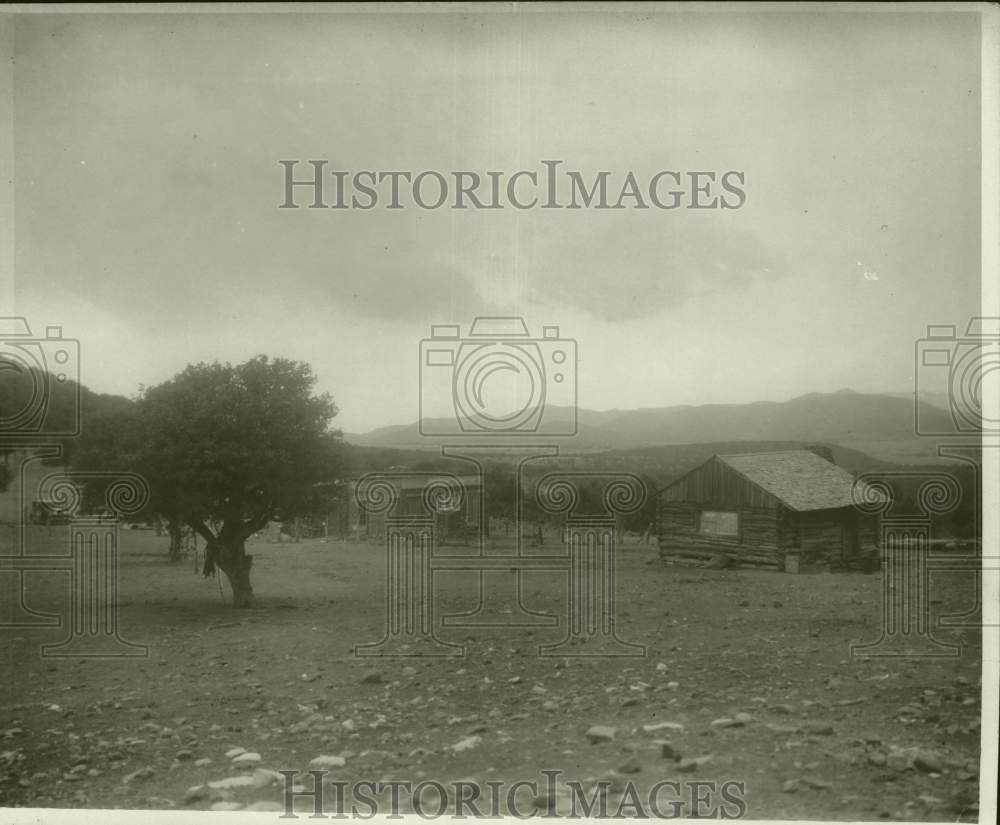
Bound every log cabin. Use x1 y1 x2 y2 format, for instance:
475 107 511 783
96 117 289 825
657 449 883 571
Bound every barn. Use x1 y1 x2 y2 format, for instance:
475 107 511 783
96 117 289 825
657 449 883 571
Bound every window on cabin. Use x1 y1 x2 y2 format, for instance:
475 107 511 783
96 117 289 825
699 510 739 537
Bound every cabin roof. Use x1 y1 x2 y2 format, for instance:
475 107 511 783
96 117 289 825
713 450 873 512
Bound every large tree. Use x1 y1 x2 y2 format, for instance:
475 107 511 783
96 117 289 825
132 356 343 607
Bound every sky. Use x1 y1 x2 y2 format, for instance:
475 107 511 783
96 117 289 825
5 8 985 433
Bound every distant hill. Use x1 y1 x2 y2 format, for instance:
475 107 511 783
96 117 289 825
883 390 952 410
345 390 958 464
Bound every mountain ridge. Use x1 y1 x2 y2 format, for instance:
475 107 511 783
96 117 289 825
344 390 957 464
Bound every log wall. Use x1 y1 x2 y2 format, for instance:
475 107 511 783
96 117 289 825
658 501 881 570
657 501 782 568
782 509 846 566
858 515 879 553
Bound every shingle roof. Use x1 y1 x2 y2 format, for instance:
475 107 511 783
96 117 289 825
717 450 884 512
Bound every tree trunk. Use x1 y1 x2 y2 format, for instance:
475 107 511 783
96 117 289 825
215 536 257 608
167 521 184 563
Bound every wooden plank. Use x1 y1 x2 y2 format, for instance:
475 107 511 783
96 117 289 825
659 456 782 509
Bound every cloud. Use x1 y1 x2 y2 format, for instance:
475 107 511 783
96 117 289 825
317 261 484 322
525 211 786 321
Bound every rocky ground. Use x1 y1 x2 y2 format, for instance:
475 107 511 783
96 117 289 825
0 528 985 819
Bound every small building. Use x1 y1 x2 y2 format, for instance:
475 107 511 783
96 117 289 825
657 449 883 571
343 474 483 544
0 448 69 526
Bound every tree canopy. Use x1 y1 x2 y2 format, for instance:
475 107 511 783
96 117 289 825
128 355 345 606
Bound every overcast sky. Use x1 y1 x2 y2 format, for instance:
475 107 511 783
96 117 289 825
8 9 983 432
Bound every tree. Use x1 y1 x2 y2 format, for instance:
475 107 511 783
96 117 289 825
66 391 141 510
1 363 95 491
131 355 344 607
69 395 204 563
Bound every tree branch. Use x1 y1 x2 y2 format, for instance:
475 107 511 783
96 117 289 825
188 520 217 546
245 512 272 537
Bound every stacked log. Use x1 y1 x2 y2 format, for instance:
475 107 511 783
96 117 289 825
657 502 783 568
658 543 782 566
738 509 780 548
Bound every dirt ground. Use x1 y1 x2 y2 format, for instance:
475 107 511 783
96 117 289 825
0 526 983 820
